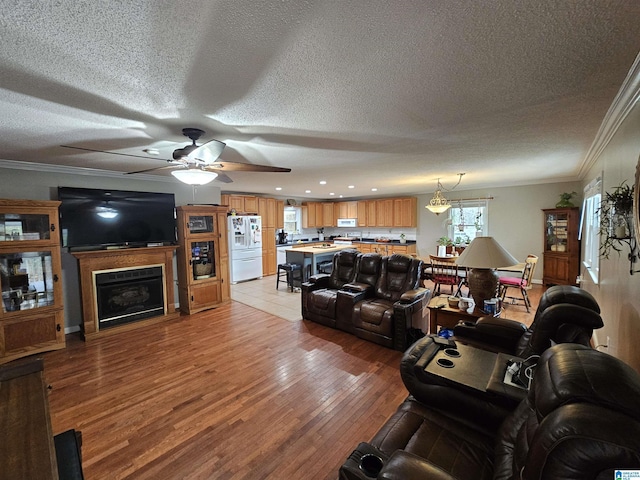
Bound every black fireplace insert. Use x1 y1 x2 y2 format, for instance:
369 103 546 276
94 266 164 328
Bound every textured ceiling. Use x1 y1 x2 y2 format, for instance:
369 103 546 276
1 1 640 199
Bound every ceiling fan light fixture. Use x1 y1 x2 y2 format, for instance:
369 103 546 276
171 169 218 185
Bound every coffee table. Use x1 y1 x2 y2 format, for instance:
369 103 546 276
427 296 488 334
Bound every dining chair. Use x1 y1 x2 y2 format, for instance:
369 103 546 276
499 254 538 312
428 255 464 296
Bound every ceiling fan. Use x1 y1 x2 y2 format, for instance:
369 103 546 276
61 128 291 185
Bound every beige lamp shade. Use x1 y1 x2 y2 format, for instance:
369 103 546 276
456 237 518 269
456 237 518 310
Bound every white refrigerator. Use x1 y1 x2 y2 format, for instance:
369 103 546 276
228 215 263 283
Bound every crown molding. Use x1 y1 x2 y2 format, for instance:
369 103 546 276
0 159 172 183
579 52 640 178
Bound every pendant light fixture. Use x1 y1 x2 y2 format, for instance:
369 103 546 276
426 173 465 215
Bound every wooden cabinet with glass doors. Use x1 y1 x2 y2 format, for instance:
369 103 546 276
0 199 65 364
176 205 230 314
542 207 580 286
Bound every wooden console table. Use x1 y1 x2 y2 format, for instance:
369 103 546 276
0 358 58 479
72 246 179 339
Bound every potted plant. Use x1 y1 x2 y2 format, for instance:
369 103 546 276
556 191 577 208
598 181 635 258
317 227 325 241
437 236 453 255
399 233 407 244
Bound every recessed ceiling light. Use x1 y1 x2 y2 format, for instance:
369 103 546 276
329 192 335 196
339 195 343 198
371 188 378 192
275 187 282 191
348 185 355 189
319 180 327 185
305 190 311 193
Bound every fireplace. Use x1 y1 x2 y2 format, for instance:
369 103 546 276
94 266 165 328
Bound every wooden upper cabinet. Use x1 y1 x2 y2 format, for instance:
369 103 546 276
322 203 334 227
357 201 367 227
367 200 377 226
243 196 258 214
276 200 284 229
336 201 357 220
376 199 394 227
266 198 276 228
228 195 245 212
393 197 417 227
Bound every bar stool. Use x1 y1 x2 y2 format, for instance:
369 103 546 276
277 263 302 292
317 260 333 274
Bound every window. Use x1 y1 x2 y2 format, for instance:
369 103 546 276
283 207 301 235
448 200 488 244
580 175 602 284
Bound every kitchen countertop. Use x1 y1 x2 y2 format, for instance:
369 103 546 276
284 244 356 254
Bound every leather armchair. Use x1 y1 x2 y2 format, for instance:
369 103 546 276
349 254 429 350
301 249 360 327
453 285 603 356
340 344 640 479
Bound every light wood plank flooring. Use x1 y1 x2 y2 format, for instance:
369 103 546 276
42 277 541 479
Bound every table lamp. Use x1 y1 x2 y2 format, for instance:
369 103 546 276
456 236 518 309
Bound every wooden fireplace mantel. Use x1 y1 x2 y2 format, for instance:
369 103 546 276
72 246 180 339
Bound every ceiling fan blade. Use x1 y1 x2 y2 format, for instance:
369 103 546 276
125 164 182 175
214 172 234 183
208 161 291 173
187 138 226 163
61 144 165 161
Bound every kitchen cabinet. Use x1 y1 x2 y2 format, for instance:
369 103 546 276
222 194 258 214
0 199 65 364
357 201 367 227
322 202 334 227
176 205 230 314
258 199 277 275
542 207 579 286
393 197 417 227
376 199 394 227
366 200 377 226
276 200 285 229
336 201 357 220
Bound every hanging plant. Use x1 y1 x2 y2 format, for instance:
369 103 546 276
598 181 635 258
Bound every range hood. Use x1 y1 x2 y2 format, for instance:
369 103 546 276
337 218 357 227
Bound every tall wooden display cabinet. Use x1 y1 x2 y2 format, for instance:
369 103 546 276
542 207 580 286
0 199 65 364
176 205 230 314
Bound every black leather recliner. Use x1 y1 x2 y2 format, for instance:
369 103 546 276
453 285 603 356
301 249 360 327
340 343 640 479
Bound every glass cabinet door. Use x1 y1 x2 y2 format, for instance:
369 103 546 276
545 212 569 252
1 251 56 313
0 212 53 242
188 215 214 235
191 241 216 280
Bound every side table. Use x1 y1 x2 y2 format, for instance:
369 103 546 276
427 296 488 334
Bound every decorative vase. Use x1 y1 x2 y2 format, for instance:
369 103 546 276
400 238 406 244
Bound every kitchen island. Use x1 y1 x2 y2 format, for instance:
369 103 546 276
285 244 357 283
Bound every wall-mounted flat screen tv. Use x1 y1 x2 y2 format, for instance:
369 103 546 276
58 187 177 250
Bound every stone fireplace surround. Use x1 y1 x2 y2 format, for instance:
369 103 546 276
72 246 179 339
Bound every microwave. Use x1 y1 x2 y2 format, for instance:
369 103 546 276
337 218 357 227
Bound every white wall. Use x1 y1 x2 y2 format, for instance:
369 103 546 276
0 165 222 331
415 182 582 283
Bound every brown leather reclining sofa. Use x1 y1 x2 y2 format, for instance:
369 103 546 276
340 343 640 479
302 251 431 351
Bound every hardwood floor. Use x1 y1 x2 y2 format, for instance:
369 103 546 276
43 302 409 479
41 276 542 479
